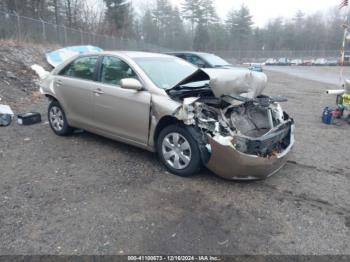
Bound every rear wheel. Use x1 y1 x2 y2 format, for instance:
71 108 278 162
157 125 202 177
48 100 73 136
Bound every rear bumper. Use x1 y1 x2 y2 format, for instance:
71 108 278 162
206 124 295 180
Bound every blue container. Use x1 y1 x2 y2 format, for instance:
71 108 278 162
322 107 333 125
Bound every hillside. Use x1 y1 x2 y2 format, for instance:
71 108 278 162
0 40 56 109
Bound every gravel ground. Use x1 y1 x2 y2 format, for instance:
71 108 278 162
0 62 349 254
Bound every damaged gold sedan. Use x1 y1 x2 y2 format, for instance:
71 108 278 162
40 51 294 180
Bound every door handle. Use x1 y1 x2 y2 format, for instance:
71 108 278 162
93 88 104 95
56 80 63 86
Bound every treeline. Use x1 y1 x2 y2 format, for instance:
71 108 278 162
0 0 109 33
0 0 346 52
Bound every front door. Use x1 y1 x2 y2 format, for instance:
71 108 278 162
92 56 151 145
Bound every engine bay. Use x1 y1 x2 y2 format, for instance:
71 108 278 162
174 94 293 158
169 68 294 159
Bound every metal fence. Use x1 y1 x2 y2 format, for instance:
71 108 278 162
0 10 341 60
0 10 169 52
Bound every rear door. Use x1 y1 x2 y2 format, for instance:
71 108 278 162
92 56 151 145
55 55 99 127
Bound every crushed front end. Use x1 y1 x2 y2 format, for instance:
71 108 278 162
170 69 295 180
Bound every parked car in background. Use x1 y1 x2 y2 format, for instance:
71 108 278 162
342 53 350 65
327 59 339 66
314 58 328 66
301 59 314 66
166 51 232 69
242 62 264 72
277 58 291 66
265 58 277 65
40 51 294 180
248 63 263 72
291 59 303 66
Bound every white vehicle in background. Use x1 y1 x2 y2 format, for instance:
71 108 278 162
265 58 277 65
314 58 328 66
291 59 303 66
277 58 291 66
326 58 339 66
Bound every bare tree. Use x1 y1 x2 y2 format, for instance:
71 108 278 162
80 0 106 32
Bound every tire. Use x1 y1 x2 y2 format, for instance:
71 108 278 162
157 124 202 177
48 100 73 136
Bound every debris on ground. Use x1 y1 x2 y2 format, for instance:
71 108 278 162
0 104 13 115
0 104 13 126
0 114 12 126
17 112 41 125
325 80 350 125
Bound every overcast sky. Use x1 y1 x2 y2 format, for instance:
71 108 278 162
134 0 344 27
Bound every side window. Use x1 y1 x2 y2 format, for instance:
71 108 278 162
185 54 206 67
100 56 137 85
60 56 98 80
175 54 186 60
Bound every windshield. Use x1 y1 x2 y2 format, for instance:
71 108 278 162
134 57 197 89
200 53 231 67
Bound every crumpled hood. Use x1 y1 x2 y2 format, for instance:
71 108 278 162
204 68 267 99
170 68 267 99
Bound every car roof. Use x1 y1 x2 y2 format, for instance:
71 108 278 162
166 51 214 56
99 51 173 59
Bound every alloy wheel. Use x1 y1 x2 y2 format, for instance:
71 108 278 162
161 132 192 170
49 106 64 132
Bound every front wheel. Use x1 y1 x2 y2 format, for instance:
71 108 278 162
157 125 202 177
48 100 73 136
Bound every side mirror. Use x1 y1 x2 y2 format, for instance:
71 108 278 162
120 78 143 91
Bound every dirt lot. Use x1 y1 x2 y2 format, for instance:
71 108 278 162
0 45 349 254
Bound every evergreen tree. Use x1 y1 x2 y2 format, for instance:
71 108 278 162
103 0 134 37
252 27 264 50
193 21 209 51
207 22 229 51
152 0 172 44
166 7 188 49
263 17 284 50
199 0 218 26
141 9 159 44
226 8 237 45
181 0 201 36
225 5 253 51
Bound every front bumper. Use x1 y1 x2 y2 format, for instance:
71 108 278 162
206 124 295 180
